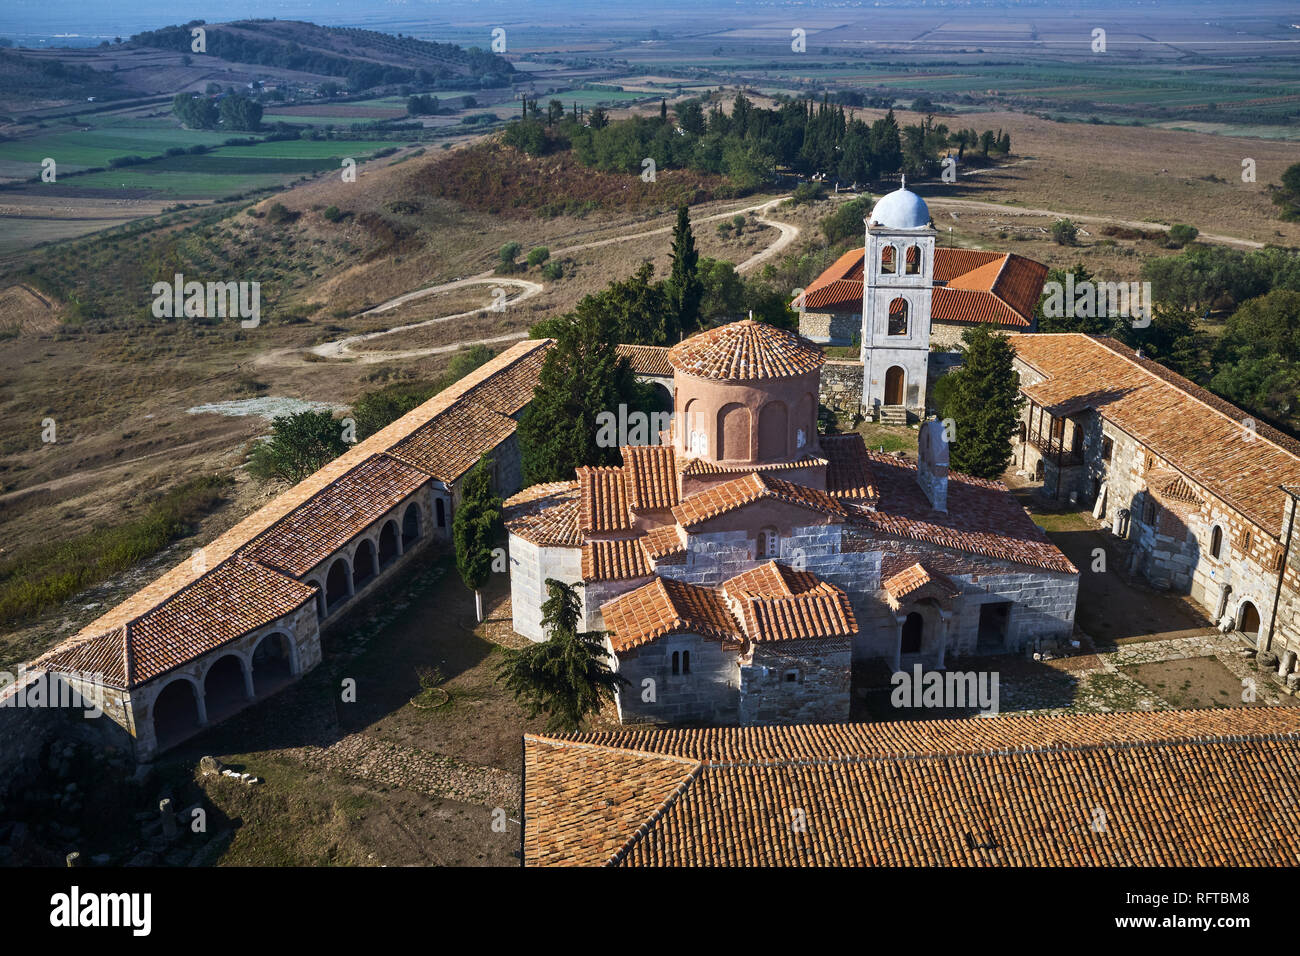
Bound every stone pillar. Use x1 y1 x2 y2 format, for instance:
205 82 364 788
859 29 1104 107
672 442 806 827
241 660 255 700
194 685 208 726
370 542 380 578
936 609 953 669
893 614 906 672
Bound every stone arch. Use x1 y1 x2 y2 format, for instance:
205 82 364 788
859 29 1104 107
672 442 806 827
718 403 750 461
251 631 295 695
203 654 250 723
402 502 422 548
887 297 909 337
880 243 896 275
152 677 202 751
378 520 401 569
325 556 351 613
884 365 906 406
306 578 326 619
1239 600 1262 644
758 401 789 459
353 537 378 591
683 398 707 455
905 244 921 274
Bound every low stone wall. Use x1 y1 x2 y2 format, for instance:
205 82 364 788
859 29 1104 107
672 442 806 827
820 360 864 419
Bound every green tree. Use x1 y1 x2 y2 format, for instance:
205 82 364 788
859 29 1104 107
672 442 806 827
495 579 627 732
1271 162 1300 222
526 246 550 267
665 205 703 337
941 325 1024 479
247 410 350 484
1050 218 1078 246
1166 224 1199 248
453 457 502 622
518 303 644 483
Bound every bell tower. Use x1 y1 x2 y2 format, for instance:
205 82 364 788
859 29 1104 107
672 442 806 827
860 178 935 421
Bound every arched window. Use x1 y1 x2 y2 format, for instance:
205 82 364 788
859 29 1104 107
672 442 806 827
435 498 446 528
682 650 690 674
880 244 896 275
888 297 908 337
905 244 921 274
757 527 779 559
671 651 680 675
901 612 924 654
1209 525 1223 560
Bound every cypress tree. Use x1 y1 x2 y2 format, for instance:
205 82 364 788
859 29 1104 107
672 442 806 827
665 205 703 337
943 324 1025 479
453 456 502 622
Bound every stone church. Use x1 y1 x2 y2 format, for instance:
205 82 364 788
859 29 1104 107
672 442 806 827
506 311 1079 727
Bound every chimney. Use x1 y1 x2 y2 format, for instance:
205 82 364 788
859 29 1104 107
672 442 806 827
916 419 949 513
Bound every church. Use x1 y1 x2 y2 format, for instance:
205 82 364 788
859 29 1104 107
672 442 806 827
505 185 1079 727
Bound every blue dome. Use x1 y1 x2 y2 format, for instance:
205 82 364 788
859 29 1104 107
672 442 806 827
868 186 930 230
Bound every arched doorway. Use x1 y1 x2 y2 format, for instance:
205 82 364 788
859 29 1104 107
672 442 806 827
901 612 923 655
252 632 294 695
153 679 201 750
884 366 906 406
378 520 400 569
325 557 351 613
203 655 248 722
353 538 377 591
402 503 421 548
1240 601 1262 644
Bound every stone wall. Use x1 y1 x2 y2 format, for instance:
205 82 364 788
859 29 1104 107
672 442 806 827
738 636 851 724
508 535 581 642
818 360 864 419
799 310 859 346
612 633 739 724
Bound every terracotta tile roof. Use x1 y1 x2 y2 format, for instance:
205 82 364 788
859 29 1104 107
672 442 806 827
668 319 824 382
601 577 744 653
386 399 517 483
39 558 316 689
241 455 429 577
640 524 686 563
582 538 653 582
615 344 673 378
524 707 1300 866
505 481 582 547
723 562 857 643
819 433 879 502
673 473 847 528
857 452 1077 574
1013 334 1300 538
1148 466 1203 511
678 454 828 477
881 560 961 605
621 444 679 512
577 466 632 535
797 248 1047 329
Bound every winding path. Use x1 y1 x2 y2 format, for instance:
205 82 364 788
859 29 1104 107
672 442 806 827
256 196 800 367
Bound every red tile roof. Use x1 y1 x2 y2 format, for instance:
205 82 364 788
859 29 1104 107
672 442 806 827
820 433 879 502
386 399 517 483
1013 334 1300 538
615 344 673 378
602 577 744 653
577 466 632 535
241 454 429 577
505 482 582 547
582 538 653 582
37 558 316 689
723 562 857 643
621 444 679 512
668 319 824 381
640 524 686 563
855 451 1077 574
797 248 1048 329
881 560 961 605
524 707 1300 866
672 473 847 528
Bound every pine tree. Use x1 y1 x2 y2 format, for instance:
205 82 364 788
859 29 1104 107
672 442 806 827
665 205 703 337
518 305 642 484
943 324 1025 479
453 456 502 622
495 579 628 732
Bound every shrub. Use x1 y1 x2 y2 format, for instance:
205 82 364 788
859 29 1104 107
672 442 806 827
526 246 550 267
1051 218 1078 246
1166 224 1199 248
322 205 344 222
540 260 563 281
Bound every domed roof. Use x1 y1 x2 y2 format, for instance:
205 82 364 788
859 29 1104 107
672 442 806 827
868 182 931 230
668 319 823 382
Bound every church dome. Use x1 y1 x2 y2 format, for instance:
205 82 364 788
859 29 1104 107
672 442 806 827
668 319 824 382
868 184 931 230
